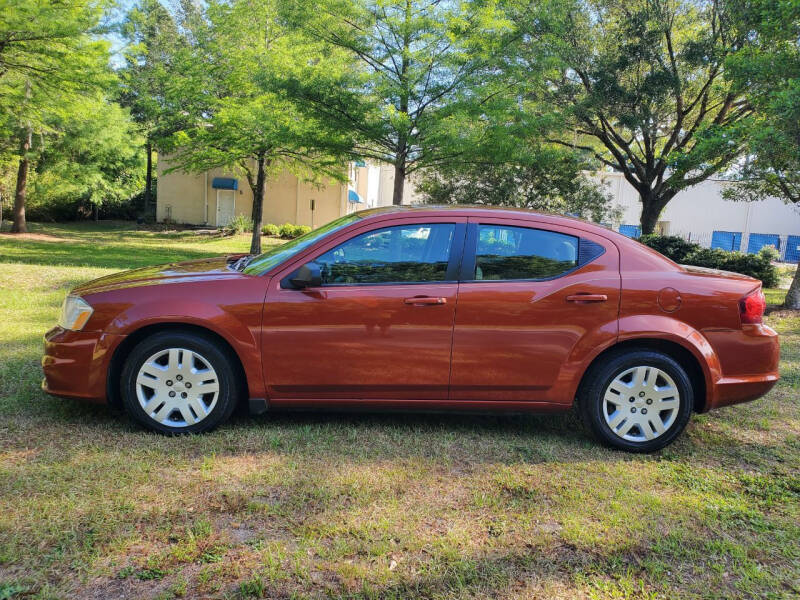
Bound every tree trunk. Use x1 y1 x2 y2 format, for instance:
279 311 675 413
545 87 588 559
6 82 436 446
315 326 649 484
144 140 153 216
11 128 32 234
249 154 267 255
639 190 674 235
785 265 800 309
392 0 411 207
392 162 406 206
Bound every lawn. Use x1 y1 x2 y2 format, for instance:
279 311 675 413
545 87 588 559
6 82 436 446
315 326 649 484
0 222 798 600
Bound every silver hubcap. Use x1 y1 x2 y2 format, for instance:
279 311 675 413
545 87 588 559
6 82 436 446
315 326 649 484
135 348 219 428
603 365 680 443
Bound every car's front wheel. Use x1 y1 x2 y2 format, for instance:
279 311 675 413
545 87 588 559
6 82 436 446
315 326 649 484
120 331 238 434
578 350 694 452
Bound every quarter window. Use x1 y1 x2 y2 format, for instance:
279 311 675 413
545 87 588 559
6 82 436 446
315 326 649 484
474 225 578 280
317 224 455 285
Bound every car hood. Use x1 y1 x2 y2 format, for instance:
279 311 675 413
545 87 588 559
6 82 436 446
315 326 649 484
72 255 250 295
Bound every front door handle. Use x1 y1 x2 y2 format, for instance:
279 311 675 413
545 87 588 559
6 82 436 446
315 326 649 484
404 296 447 306
566 293 608 303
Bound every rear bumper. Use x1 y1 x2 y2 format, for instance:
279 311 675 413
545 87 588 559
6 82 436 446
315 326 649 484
41 326 125 403
710 374 779 409
704 324 780 410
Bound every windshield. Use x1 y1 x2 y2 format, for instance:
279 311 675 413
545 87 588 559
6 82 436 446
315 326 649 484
242 212 366 276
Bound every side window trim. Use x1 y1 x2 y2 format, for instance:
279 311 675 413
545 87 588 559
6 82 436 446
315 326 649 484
445 222 467 282
458 222 604 283
459 222 479 282
281 222 466 288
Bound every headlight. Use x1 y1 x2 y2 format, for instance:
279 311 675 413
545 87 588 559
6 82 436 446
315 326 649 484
58 295 94 331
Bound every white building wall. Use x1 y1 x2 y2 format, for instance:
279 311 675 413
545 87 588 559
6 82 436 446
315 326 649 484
355 165 800 259
593 172 800 252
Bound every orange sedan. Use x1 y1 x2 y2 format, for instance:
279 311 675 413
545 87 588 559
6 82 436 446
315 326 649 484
43 207 779 452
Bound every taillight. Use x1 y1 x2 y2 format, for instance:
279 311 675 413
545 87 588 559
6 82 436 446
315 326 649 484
739 288 766 324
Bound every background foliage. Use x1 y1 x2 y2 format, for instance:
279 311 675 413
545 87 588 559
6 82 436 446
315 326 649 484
640 234 779 286
418 147 620 223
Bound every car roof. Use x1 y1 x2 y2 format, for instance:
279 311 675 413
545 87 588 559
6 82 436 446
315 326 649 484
353 205 617 237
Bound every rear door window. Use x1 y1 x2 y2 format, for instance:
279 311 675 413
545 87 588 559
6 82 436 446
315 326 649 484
473 225 579 280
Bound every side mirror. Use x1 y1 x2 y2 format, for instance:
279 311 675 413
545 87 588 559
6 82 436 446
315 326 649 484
289 262 322 288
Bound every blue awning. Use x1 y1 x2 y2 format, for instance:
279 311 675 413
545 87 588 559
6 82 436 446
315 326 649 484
348 189 364 204
212 177 238 190
354 159 366 167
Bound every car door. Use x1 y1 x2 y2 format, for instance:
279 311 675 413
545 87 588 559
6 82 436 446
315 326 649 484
449 217 620 405
261 217 466 403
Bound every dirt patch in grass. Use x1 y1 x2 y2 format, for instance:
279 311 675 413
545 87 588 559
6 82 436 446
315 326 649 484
0 232 72 243
765 306 800 318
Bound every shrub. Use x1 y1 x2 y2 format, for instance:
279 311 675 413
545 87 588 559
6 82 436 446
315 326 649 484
277 223 294 238
758 245 780 262
226 214 253 234
277 223 311 238
294 225 312 237
260 222 310 238
261 223 280 236
638 234 696 263
640 235 779 287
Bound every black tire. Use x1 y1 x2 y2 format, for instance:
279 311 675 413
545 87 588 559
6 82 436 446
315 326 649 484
120 330 239 434
578 349 694 452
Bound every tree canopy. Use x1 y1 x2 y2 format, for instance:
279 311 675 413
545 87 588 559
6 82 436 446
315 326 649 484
164 0 352 254
723 0 800 307
0 0 798 255
30 95 144 217
507 0 752 233
0 0 117 231
280 0 519 205
724 0 800 205
418 145 618 223
118 0 188 215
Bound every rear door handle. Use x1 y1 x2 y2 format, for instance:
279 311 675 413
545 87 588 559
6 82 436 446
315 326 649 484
566 294 608 303
404 296 447 306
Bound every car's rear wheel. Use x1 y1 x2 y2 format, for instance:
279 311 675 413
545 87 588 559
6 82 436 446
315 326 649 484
578 350 694 452
120 331 238 434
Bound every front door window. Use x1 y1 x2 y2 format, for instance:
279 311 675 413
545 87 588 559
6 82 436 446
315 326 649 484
316 224 456 285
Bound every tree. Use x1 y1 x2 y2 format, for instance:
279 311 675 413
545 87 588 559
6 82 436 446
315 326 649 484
30 95 144 220
0 0 112 232
281 0 515 205
508 0 752 234
0 0 106 86
165 0 351 255
418 146 618 222
723 0 800 308
118 0 187 218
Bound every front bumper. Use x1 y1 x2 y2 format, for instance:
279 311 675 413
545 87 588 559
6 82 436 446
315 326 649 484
41 326 125 403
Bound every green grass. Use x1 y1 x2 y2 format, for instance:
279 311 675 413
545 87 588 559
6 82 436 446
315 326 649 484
0 221 798 599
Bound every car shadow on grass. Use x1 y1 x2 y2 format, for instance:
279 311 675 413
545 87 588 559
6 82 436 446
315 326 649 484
9 377 637 466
